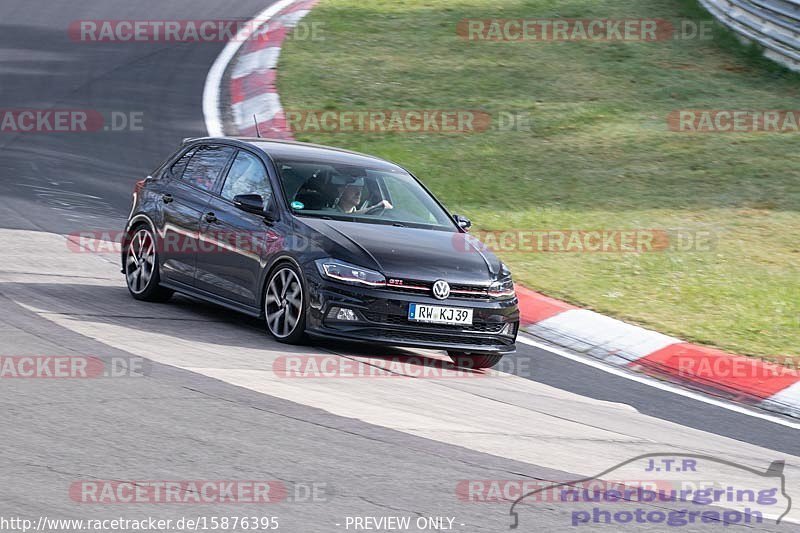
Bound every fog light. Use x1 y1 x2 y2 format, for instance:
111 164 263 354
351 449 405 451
337 308 359 321
328 307 359 321
500 323 517 337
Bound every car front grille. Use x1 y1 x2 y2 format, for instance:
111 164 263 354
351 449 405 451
384 279 491 300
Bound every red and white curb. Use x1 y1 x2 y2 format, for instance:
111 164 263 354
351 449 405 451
203 0 318 138
204 0 800 420
517 286 800 418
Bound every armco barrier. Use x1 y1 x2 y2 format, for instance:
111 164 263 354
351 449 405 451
699 0 800 71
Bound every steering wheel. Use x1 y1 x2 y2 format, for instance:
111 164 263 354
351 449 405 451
362 201 391 216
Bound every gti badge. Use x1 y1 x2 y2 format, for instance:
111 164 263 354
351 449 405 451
432 280 450 300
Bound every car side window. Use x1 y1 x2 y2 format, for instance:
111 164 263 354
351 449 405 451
169 147 196 179
220 150 273 208
181 145 235 192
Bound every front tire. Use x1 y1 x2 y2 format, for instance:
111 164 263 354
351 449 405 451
124 225 173 302
265 263 306 344
448 351 504 369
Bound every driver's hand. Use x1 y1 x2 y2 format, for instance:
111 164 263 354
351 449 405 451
358 200 393 214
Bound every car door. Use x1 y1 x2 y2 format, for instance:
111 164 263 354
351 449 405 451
160 144 235 287
195 148 282 307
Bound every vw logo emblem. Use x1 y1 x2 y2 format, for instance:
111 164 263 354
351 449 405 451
432 280 450 300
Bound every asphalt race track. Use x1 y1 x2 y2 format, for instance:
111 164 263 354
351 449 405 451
0 1 798 532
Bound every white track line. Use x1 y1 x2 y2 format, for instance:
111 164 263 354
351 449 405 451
517 335 800 430
202 0 296 137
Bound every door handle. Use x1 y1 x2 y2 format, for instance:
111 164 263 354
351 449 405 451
204 212 218 223
161 194 173 204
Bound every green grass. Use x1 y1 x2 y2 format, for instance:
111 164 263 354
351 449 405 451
278 0 800 360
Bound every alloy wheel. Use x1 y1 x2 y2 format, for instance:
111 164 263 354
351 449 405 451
265 267 303 338
125 228 155 294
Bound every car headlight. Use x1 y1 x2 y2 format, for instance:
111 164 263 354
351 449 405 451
489 263 515 299
315 259 386 287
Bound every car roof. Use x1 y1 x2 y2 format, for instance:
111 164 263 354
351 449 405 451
187 137 404 171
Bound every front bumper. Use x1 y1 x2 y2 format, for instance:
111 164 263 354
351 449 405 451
304 271 519 354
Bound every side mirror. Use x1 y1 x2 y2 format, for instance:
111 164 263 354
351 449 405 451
453 214 472 231
233 194 266 215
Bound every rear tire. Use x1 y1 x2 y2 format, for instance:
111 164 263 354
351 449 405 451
124 225 173 302
448 351 504 369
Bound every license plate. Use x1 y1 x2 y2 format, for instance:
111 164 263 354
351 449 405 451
408 303 473 326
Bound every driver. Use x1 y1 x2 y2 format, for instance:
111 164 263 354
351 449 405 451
335 180 393 214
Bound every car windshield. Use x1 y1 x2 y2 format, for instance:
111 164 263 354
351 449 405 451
274 158 457 231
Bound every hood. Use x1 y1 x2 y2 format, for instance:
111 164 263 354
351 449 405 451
298 218 502 284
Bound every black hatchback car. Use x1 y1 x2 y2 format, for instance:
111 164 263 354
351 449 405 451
123 138 519 368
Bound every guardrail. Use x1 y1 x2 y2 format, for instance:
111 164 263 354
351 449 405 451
699 0 800 72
